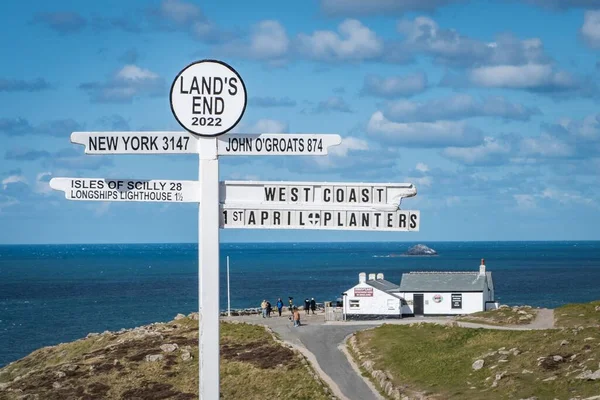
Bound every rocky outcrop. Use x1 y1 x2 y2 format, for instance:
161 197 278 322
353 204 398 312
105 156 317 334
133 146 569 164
403 244 437 256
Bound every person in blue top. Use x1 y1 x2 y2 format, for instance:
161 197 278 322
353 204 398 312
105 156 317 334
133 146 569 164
276 298 284 317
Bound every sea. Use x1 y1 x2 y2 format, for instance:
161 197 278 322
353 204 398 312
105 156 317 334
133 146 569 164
1 241 599 367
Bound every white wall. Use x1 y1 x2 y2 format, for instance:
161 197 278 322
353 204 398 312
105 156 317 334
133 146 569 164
400 292 484 315
345 282 401 316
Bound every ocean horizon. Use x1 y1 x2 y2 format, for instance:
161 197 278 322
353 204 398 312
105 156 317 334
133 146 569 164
1 240 599 367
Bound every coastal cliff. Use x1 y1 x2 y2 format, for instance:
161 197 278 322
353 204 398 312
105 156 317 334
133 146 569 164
0 313 335 400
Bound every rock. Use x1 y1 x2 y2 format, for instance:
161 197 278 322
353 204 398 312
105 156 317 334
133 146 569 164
522 369 533 374
403 244 437 256
584 337 595 342
472 360 485 370
560 340 570 346
491 371 506 388
145 354 164 362
86 332 99 338
174 313 186 320
519 397 537 400
575 369 600 380
0 382 9 390
543 376 557 382
181 350 192 361
498 350 510 355
499 304 510 309
595 306 600 312
52 382 61 389
54 371 66 379
362 360 374 371
553 355 563 362
160 343 178 353
188 312 199 320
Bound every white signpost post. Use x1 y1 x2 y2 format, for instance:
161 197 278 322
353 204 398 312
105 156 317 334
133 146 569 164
49 59 421 399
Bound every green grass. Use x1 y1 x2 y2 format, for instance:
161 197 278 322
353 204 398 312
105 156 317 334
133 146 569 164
0 317 334 400
555 300 600 328
353 323 600 399
457 307 538 326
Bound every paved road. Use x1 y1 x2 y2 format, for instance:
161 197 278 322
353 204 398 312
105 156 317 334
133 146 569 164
226 310 555 400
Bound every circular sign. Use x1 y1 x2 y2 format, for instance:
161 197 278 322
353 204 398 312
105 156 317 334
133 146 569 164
170 60 247 137
433 294 443 303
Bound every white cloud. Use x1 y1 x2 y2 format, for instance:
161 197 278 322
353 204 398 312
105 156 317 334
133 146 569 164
366 111 483 148
442 136 512 166
2 175 28 189
360 72 427 98
581 10 600 48
514 194 537 210
115 65 159 81
250 20 289 59
236 119 289 134
519 133 575 158
312 96 353 113
328 137 369 157
34 172 53 195
384 94 540 122
159 0 202 25
296 19 383 62
541 188 595 206
79 64 163 103
415 162 429 172
320 0 463 16
468 64 577 90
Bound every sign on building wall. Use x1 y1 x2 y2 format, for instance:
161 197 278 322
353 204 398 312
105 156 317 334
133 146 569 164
433 294 443 303
451 294 462 309
354 288 374 297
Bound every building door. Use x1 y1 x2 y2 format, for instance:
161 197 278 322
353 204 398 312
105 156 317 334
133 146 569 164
413 294 424 316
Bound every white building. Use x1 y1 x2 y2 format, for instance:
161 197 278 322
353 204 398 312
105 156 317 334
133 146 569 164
398 259 496 316
343 272 403 320
342 259 497 319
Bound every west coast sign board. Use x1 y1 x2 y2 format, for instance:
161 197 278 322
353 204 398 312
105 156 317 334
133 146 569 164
70 131 342 156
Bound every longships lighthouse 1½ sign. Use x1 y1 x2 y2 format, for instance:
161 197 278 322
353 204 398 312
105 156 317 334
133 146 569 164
49 59 421 400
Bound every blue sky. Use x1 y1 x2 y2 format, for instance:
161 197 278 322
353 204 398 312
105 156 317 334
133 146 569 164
1 0 600 244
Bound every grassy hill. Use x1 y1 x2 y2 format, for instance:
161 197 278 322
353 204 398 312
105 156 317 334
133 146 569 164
350 300 600 400
0 314 335 400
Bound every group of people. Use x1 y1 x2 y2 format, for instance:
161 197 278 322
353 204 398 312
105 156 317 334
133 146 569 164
260 297 318 327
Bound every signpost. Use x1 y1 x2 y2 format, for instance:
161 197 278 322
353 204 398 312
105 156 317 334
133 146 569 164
49 59 421 399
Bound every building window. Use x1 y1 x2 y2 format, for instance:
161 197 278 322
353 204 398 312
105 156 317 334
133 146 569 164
451 294 462 309
387 299 396 310
349 300 360 309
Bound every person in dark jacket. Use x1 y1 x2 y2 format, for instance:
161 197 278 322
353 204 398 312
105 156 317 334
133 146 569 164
304 298 310 315
266 301 272 317
276 298 284 317
310 298 316 314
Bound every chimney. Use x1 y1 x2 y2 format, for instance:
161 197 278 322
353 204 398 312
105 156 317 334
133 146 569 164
479 258 486 276
376 273 384 280
359 272 366 283
368 273 376 281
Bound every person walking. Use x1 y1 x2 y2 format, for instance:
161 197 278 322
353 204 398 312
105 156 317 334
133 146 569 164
304 298 310 315
261 300 267 318
288 297 294 314
292 307 301 327
310 298 316 315
266 301 272 317
276 298 284 317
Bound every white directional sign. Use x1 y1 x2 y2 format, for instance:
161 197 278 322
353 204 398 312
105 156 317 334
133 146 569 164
50 59 423 400
49 178 201 203
218 134 342 156
70 132 341 156
170 59 247 137
220 207 420 231
71 131 198 154
220 180 417 210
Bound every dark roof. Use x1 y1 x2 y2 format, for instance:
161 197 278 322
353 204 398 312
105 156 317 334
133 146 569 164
399 271 491 292
366 279 400 293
